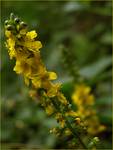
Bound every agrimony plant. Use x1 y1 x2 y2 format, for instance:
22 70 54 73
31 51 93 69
4 13 104 149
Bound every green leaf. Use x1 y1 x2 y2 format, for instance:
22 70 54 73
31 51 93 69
80 56 111 78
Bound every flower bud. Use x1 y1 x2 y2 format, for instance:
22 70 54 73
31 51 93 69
88 137 100 148
75 117 81 124
14 18 20 24
10 13 14 20
20 21 27 29
68 104 72 109
4 20 9 25
6 25 14 31
93 137 99 143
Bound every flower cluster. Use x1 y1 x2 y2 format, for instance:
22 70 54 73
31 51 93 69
5 14 83 139
5 14 67 102
5 13 104 149
72 84 106 135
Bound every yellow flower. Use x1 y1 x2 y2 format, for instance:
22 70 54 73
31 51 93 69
71 84 106 135
72 84 94 106
13 57 31 76
24 41 42 52
5 30 12 38
65 110 78 117
48 72 57 80
72 94 82 106
6 37 16 59
76 84 91 96
26 30 37 39
47 83 61 98
32 78 41 88
57 92 68 105
5 15 76 138
22 30 42 52
45 105 54 115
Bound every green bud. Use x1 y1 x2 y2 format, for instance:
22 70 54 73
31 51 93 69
10 13 14 20
4 20 9 25
93 137 99 143
20 21 27 29
14 18 20 24
68 104 72 108
88 137 100 148
6 25 14 31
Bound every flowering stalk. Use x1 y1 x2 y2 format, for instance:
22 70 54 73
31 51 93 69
51 97 87 149
72 84 106 135
5 13 102 149
61 36 106 136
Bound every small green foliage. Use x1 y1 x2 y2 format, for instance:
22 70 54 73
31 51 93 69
88 137 100 149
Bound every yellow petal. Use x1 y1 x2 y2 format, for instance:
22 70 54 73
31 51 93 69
57 92 68 105
32 41 42 50
32 78 41 88
13 60 22 74
47 83 61 97
45 105 54 115
5 30 11 38
48 72 57 80
24 41 42 52
26 30 37 39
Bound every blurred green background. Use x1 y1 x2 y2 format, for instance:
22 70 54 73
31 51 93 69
1 1 112 149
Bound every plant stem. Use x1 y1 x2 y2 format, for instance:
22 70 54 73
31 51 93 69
65 119 87 149
52 98 87 149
